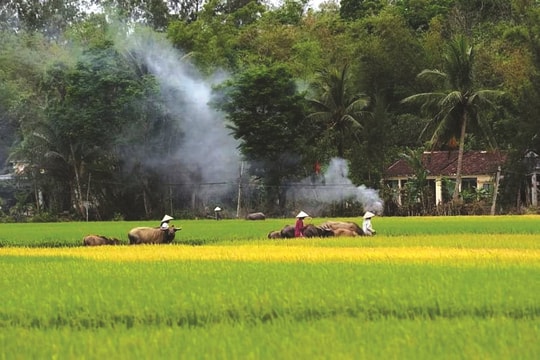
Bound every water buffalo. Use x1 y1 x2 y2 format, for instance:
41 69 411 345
273 224 333 239
280 225 295 238
83 235 121 246
332 228 358 237
302 224 334 238
128 226 180 245
319 221 364 235
246 212 266 220
267 230 282 239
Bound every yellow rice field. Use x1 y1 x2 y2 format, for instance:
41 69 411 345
3 241 539 265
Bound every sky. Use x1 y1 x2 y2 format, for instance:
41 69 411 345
307 0 339 9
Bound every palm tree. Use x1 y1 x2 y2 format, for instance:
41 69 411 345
402 35 504 201
399 147 431 213
308 64 370 158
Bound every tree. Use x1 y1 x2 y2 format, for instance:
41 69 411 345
214 64 311 214
269 0 308 25
340 0 383 20
0 30 62 212
350 6 426 105
349 93 391 187
393 0 453 31
307 64 370 158
9 38 162 219
401 35 504 201
2 0 83 37
399 147 432 214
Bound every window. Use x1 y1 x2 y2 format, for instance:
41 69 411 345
461 178 477 190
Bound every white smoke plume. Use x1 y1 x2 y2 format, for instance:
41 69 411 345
290 158 384 216
120 29 241 199
114 28 382 215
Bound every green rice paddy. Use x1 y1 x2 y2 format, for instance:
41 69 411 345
0 216 539 359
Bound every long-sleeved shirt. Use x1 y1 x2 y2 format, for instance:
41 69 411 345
295 218 304 237
362 218 374 235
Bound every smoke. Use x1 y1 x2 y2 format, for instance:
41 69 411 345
120 29 241 199
290 158 384 216
113 28 382 215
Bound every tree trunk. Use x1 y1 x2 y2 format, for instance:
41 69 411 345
490 166 501 215
452 113 468 201
70 142 85 218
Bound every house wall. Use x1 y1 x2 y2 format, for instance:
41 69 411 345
385 174 496 206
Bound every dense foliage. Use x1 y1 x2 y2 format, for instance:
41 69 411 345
0 0 539 220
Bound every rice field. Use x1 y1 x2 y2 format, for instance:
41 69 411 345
0 216 539 359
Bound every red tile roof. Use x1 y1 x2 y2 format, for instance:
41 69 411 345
385 151 507 178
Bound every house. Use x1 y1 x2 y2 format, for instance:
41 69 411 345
384 150 507 205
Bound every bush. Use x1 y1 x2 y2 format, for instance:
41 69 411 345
30 212 59 223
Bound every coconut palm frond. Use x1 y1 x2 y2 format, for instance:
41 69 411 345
307 111 333 123
346 96 370 113
307 98 331 112
429 113 453 144
469 89 505 105
417 69 447 82
341 114 363 129
402 92 445 105
45 150 67 162
439 91 463 108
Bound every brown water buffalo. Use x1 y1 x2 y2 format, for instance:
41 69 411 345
319 221 364 235
83 235 121 246
267 230 282 239
128 226 180 245
332 228 358 237
246 212 266 220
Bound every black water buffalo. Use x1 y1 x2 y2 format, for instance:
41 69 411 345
83 235 121 246
246 212 266 220
128 226 180 245
280 225 295 238
319 221 364 235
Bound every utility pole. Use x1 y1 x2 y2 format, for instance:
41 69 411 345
236 161 244 218
490 166 501 215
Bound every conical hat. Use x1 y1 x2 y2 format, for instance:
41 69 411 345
214 207 222 212
363 211 375 219
161 215 173 222
296 211 309 218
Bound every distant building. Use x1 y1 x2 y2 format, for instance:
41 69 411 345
384 151 507 206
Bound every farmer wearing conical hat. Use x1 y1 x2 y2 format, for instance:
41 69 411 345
295 211 309 237
362 211 376 236
214 206 222 221
160 214 173 231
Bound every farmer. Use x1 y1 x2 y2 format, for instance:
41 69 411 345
214 206 222 220
295 211 309 237
362 211 376 236
160 214 173 231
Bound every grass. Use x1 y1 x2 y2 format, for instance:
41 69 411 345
0 215 539 359
1 215 540 247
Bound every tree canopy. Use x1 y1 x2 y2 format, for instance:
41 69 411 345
0 0 538 219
